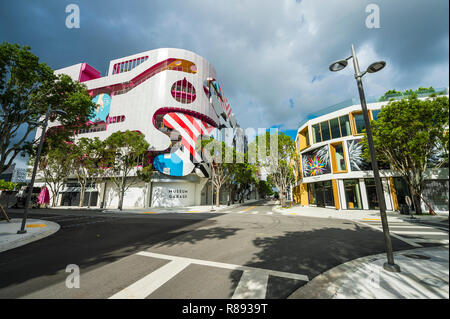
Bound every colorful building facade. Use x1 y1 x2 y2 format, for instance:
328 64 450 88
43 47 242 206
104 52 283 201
292 89 449 213
38 48 247 208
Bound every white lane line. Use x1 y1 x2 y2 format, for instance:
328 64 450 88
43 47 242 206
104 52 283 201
109 260 190 299
251 212 259 215
388 225 441 229
393 231 448 235
267 212 273 215
354 220 422 247
136 251 309 282
232 270 269 299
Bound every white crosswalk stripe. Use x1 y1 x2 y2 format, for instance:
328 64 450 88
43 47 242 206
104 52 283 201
109 251 309 299
357 220 448 247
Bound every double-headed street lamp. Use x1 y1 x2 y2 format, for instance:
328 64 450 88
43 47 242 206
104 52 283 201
17 106 67 234
329 44 401 273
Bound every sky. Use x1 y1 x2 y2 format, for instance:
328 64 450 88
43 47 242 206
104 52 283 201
1 0 449 168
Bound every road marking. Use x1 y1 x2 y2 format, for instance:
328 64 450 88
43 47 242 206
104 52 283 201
267 212 273 215
363 218 381 221
109 260 190 299
388 225 437 228
26 224 47 228
142 212 158 214
136 251 309 281
232 270 269 299
242 206 256 212
251 212 259 215
289 213 297 215
392 231 448 236
354 220 422 247
187 211 201 213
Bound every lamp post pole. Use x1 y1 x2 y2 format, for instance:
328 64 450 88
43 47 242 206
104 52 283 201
350 44 400 272
17 105 52 234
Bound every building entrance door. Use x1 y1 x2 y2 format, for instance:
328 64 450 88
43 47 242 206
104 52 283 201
365 179 379 210
344 179 362 209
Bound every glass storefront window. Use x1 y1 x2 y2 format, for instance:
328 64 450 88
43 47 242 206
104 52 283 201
393 177 411 206
312 124 321 143
339 115 351 137
307 183 316 205
308 181 335 207
365 179 379 210
353 113 366 134
320 121 331 141
344 179 362 209
323 181 335 207
330 118 341 139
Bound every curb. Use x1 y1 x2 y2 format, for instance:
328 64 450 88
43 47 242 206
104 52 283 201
271 206 447 222
0 219 60 253
102 199 264 215
288 245 449 299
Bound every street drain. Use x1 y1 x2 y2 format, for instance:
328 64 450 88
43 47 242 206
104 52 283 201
420 277 448 288
403 253 431 260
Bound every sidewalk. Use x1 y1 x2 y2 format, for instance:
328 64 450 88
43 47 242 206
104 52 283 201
273 205 449 222
0 218 60 253
102 199 262 215
289 245 449 299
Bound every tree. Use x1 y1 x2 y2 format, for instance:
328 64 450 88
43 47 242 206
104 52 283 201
30 142 73 207
103 131 152 210
0 42 95 176
254 131 297 207
233 157 258 203
362 94 449 214
257 180 274 199
70 137 107 207
201 138 236 207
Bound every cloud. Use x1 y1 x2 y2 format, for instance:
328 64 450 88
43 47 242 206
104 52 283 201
0 0 448 136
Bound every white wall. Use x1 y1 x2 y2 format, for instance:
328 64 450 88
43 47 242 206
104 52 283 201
151 182 196 207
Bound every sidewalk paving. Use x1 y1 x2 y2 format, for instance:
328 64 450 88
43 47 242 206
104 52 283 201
0 218 60 253
289 245 449 299
102 199 262 215
273 205 449 223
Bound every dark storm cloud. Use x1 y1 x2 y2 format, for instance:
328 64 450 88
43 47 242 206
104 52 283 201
1 0 448 132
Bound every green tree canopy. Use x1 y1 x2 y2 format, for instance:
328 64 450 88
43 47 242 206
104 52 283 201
0 42 95 175
103 130 152 210
362 94 449 213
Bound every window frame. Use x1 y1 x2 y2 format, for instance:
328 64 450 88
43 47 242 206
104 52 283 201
329 141 348 173
298 127 310 151
350 111 373 136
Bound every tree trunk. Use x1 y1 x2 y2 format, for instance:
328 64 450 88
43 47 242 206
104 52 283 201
79 187 86 207
280 191 286 207
118 190 123 211
52 192 57 207
412 193 422 215
216 186 220 207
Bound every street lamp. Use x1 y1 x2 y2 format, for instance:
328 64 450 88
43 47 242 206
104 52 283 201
329 44 400 273
17 106 67 234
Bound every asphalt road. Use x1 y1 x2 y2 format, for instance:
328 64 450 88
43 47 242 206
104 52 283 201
0 201 445 299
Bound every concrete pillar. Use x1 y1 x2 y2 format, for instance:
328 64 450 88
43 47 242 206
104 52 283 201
338 179 347 210
359 179 369 210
